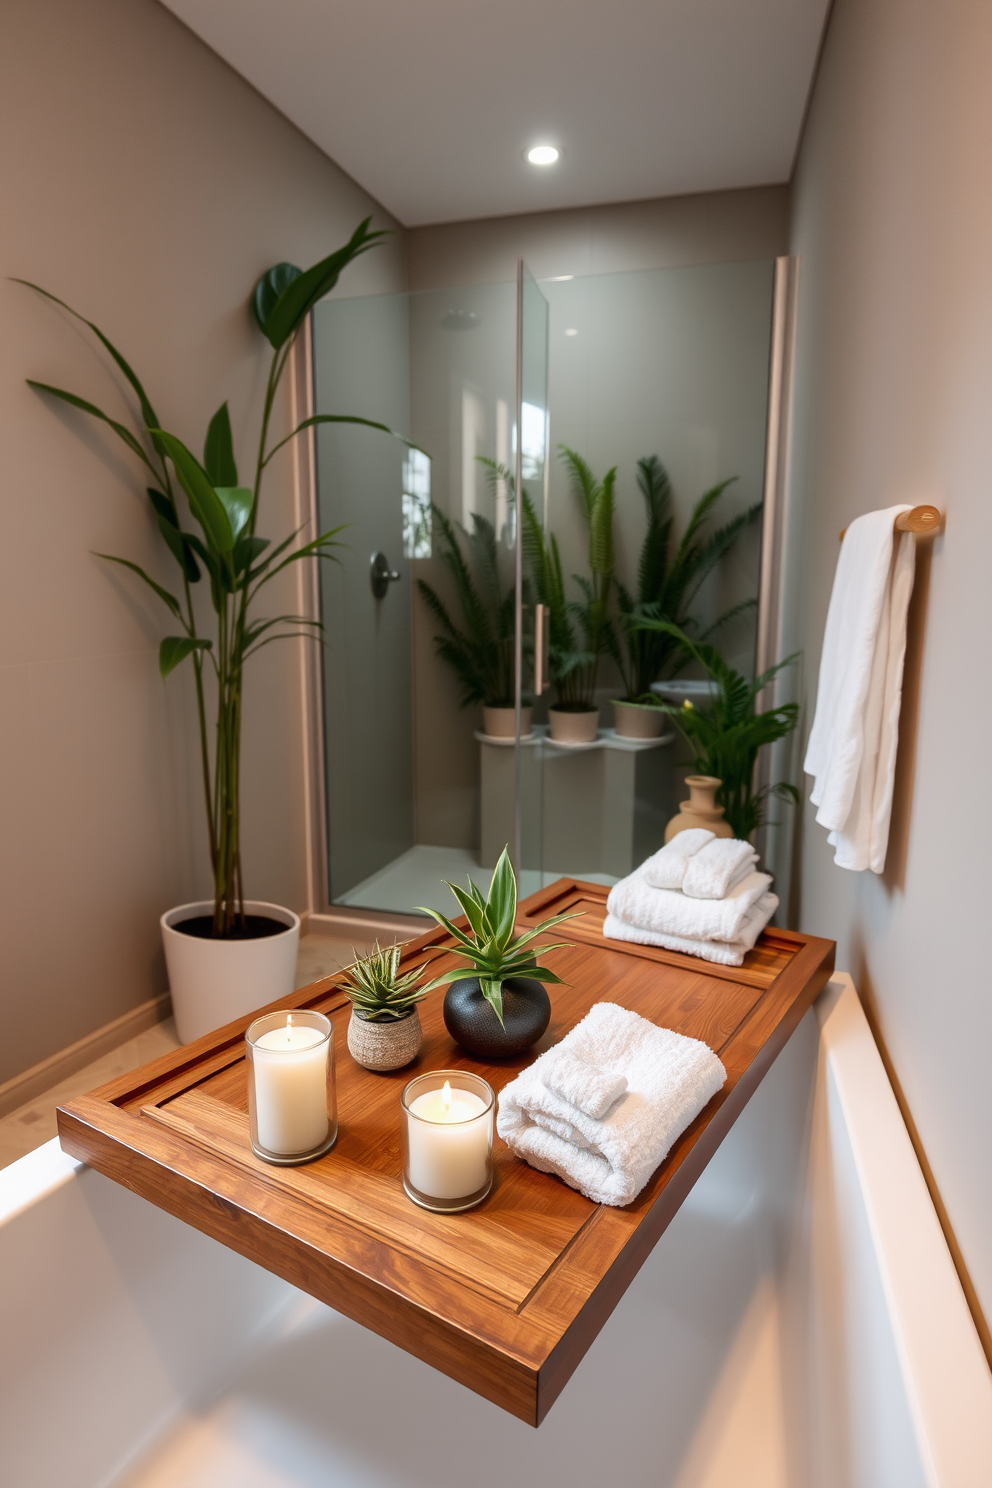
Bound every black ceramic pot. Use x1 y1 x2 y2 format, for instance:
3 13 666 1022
442 977 551 1059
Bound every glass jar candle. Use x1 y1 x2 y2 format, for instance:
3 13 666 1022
246 1010 337 1165
401 1070 495 1212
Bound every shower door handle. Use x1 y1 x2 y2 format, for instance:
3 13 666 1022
370 551 401 599
534 603 550 695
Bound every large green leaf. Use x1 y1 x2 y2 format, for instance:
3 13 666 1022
259 219 390 349
252 262 301 340
27 381 153 470
94 552 181 617
159 635 212 678
263 413 418 466
15 281 161 433
203 402 238 486
147 489 200 582
152 430 235 553
214 487 254 544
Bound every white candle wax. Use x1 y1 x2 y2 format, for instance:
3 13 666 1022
406 1082 490 1200
252 1019 329 1156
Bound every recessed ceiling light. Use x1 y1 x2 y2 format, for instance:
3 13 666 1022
564 328 579 337
527 145 560 166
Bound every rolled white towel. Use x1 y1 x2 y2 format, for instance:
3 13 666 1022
543 1050 628 1120
607 867 772 944
642 829 714 890
682 837 758 900
497 1003 727 1207
603 891 778 967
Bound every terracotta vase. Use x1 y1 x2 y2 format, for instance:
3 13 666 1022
664 775 735 843
482 705 533 739
612 700 667 739
548 705 599 744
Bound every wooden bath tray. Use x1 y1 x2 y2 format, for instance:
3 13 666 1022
57 879 833 1426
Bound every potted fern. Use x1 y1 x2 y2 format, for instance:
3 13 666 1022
341 943 431 1072
639 620 800 839
416 500 531 739
21 219 408 1043
610 456 761 739
418 848 576 1058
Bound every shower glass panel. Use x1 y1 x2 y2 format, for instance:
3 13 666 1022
312 279 520 916
530 259 776 888
311 257 775 921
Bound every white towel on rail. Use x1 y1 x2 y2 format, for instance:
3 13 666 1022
603 891 778 966
607 867 773 944
497 1002 726 1206
804 505 916 873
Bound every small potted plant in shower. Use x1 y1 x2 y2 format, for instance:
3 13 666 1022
418 848 577 1058
341 943 431 1072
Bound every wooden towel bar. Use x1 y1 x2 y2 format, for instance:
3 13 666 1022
840 504 943 541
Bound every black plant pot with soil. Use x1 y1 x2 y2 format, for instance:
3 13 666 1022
443 976 551 1059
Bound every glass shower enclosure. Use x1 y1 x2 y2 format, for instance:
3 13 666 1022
311 256 777 922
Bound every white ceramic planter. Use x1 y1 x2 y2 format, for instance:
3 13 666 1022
162 899 300 1045
548 705 599 744
482 705 533 739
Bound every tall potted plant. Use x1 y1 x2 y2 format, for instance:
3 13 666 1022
21 219 407 1041
610 455 761 738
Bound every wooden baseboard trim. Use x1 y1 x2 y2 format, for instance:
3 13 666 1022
0 991 172 1119
301 908 430 943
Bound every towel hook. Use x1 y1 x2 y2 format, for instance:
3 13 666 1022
840 505 943 542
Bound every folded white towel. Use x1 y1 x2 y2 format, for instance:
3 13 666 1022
603 891 778 967
682 838 758 900
497 1002 727 1206
804 505 916 873
607 867 772 944
544 1050 628 1120
642 829 714 889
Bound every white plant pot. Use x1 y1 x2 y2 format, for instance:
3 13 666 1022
612 700 667 739
548 706 600 744
161 899 301 1045
482 705 533 739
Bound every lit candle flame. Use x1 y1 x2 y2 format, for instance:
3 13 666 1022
442 1079 452 1112
286 1012 293 1045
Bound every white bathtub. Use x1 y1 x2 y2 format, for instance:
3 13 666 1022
2 976 990 1488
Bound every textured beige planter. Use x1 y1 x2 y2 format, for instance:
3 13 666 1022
548 705 599 744
347 1008 423 1071
482 705 533 739
664 775 735 842
612 700 667 739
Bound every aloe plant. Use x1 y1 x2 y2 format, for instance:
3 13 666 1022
639 619 800 839
612 456 762 702
19 218 409 935
341 942 430 1022
418 847 576 1025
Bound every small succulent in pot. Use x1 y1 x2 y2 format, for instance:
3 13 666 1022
419 848 577 1059
342 942 429 1072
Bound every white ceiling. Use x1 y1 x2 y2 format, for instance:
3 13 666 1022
162 0 830 227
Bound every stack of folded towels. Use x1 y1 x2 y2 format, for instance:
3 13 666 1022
603 829 778 966
497 1002 726 1206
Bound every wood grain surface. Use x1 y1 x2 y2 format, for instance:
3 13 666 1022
57 879 834 1425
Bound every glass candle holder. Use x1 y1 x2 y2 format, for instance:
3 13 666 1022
246 1010 337 1165
401 1070 495 1212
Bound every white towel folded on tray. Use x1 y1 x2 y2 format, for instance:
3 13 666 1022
642 829 713 889
642 833 757 899
607 866 773 944
497 1002 727 1207
603 891 778 966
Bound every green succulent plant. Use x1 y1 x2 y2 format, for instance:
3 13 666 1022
418 847 577 1026
341 942 430 1023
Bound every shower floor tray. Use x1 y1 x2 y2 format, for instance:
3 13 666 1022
56 879 834 1427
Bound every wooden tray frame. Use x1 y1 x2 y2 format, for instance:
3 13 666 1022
58 880 834 1425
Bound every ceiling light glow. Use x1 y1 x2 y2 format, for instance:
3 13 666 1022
564 328 578 337
527 145 559 166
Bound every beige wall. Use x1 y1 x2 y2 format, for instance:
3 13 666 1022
407 186 790 292
0 0 404 1083
786 0 992 1327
